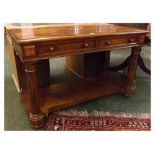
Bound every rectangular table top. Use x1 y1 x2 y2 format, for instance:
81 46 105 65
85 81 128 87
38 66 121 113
5 23 148 44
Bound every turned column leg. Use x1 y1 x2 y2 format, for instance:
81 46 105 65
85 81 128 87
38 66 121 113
124 47 141 97
25 62 45 129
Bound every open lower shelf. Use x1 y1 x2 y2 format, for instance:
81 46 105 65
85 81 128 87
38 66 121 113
21 72 125 115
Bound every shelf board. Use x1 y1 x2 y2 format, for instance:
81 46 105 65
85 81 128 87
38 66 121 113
21 72 125 115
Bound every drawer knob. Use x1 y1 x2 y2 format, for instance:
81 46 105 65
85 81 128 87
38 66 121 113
105 41 111 45
49 47 54 51
129 38 135 43
83 43 89 48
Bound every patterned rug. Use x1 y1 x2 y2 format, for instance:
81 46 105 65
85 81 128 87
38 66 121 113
44 110 151 131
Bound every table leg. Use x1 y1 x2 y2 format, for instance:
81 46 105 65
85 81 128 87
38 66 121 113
124 47 141 97
109 50 151 75
25 62 45 129
138 53 151 75
109 56 130 71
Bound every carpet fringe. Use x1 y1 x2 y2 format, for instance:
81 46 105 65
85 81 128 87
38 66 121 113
55 109 150 119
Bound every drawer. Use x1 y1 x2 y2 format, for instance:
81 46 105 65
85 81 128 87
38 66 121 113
37 40 96 56
99 37 138 49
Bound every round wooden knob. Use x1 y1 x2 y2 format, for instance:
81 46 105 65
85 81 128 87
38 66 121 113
83 43 89 48
49 47 54 51
105 41 111 45
129 38 134 43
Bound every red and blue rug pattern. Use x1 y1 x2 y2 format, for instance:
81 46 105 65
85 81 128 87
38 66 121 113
44 111 151 131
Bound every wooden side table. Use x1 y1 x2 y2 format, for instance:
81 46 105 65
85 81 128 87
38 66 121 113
5 23 148 129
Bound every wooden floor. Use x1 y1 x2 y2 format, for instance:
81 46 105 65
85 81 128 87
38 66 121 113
21 72 125 115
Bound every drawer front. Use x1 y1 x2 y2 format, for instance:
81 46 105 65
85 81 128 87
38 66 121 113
99 37 138 49
37 40 96 56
